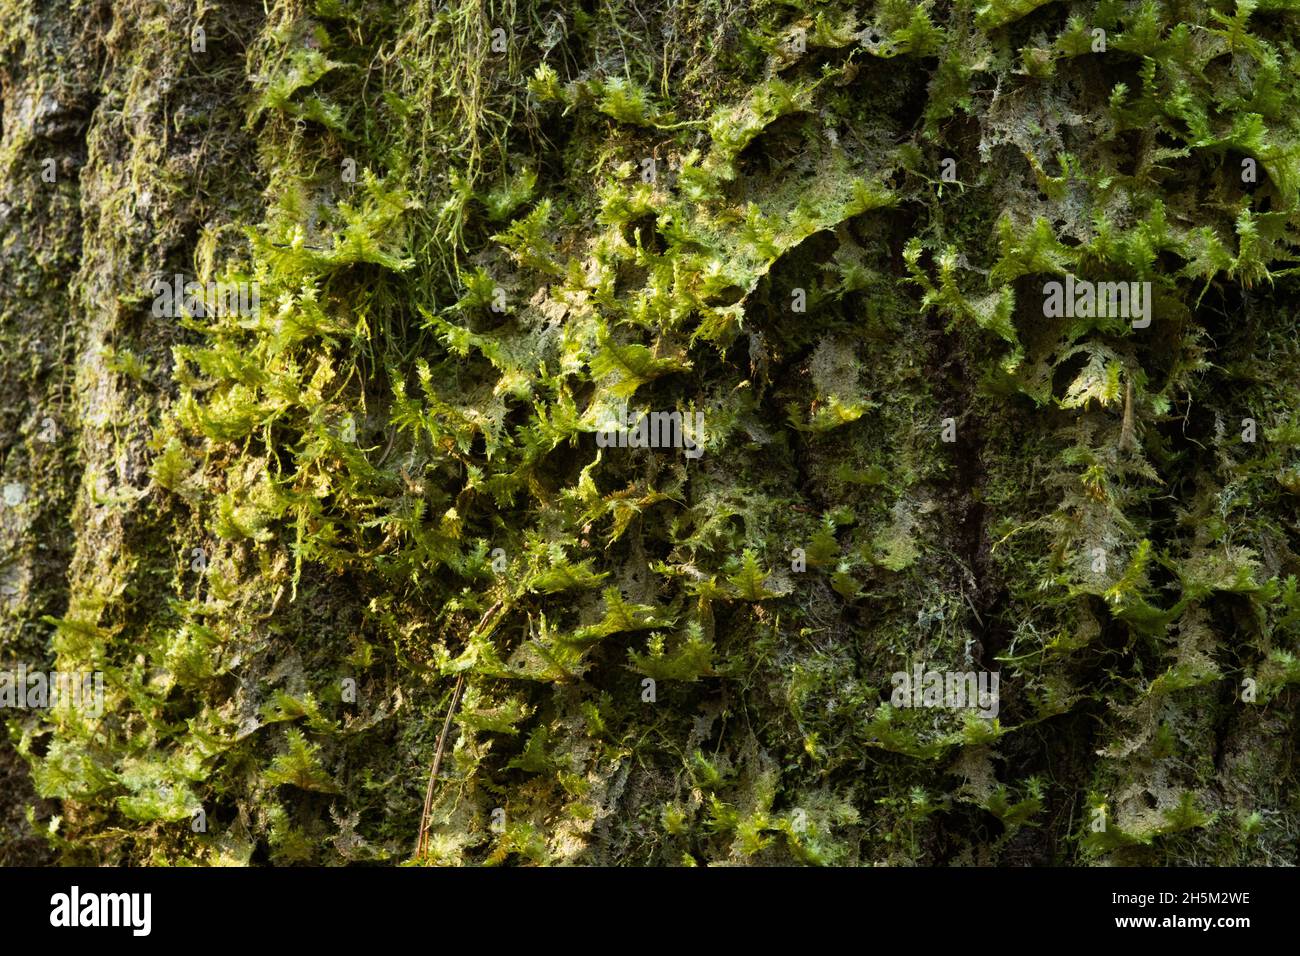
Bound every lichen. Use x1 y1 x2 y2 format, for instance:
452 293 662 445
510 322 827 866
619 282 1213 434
3 0 1300 867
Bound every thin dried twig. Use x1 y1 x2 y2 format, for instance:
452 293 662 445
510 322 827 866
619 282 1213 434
416 672 464 859
415 600 502 861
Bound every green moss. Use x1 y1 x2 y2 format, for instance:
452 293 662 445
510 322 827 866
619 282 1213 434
5 0 1300 867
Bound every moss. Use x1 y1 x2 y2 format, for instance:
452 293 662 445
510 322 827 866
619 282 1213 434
3 0 1300 867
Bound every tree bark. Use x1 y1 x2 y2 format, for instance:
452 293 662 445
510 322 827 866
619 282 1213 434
2 0 1299 866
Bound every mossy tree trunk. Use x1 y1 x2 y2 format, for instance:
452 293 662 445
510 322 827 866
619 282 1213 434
3 0 1300 865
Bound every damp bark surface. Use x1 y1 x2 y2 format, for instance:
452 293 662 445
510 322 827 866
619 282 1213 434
1 0 1299 866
